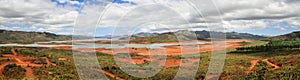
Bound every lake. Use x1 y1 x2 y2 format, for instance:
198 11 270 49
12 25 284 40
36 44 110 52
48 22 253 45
0 38 208 49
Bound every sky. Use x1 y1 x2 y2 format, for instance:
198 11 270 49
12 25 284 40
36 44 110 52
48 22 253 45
0 0 300 36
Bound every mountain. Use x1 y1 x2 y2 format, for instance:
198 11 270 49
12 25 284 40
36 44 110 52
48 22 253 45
128 30 266 43
194 31 266 40
181 30 265 40
267 31 300 40
134 32 159 37
0 30 71 44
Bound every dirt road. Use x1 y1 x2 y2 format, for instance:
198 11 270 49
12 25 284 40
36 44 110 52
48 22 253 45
262 59 280 70
246 60 259 72
0 49 56 78
90 68 125 80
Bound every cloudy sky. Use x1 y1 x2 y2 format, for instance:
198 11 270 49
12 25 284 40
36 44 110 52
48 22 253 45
0 0 299 36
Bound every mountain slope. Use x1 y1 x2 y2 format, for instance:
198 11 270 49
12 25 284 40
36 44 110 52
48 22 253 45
268 31 300 40
0 30 71 44
195 30 266 40
128 30 266 43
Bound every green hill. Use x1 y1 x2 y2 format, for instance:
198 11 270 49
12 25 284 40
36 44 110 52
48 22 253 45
0 30 71 44
267 31 300 40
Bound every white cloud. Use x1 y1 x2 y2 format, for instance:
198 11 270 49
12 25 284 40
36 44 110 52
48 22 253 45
0 25 7 29
223 20 268 30
0 0 80 34
0 0 300 35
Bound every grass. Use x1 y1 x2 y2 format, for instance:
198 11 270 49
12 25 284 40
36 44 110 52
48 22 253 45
244 40 268 47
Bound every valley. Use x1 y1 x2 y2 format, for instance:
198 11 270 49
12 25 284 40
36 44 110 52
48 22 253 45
0 30 299 79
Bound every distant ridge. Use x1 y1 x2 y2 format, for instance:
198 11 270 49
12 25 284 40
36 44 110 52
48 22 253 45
0 29 71 44
141 30 266 40
267 31 300 40
127 30 266 43
195 30 266 40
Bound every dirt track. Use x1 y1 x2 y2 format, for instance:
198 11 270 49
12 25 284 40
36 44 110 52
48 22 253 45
42 57 56 66
246 59 281 73
246 60 259 72
90 68 124 80
24 67 35 78
0 62 13 77
0 49 56 78
262 59 280 70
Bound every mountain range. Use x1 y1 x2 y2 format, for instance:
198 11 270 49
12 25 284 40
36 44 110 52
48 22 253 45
129 30 266 42
1 29 300 44
0 30 71 44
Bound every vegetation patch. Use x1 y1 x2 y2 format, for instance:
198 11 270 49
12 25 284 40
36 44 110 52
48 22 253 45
3 64 26 78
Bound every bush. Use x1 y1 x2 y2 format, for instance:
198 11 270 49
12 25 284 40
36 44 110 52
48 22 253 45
232 40 300 53
0 47 12 54
3 64 26 78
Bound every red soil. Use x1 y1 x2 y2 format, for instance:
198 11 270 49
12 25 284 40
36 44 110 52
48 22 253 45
262 59 280 70
52 46 72 50
206 74 220 80
162 59 181 68
42 57 56 66
52 39 250 68
246 60 259 73
114 57 151 64
58 58 67 61
114 57 199 68
0 49 56 78
24 67 35 78
90 68 124 80
55 40 250 56
0 62 13 77
246 59 281 73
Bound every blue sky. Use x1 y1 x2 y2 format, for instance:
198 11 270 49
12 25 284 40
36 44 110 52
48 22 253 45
234 26 300 36
233 19 300 36
0 0 299 37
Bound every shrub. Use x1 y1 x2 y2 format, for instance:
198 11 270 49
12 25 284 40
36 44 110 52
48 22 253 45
3 64 26 78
